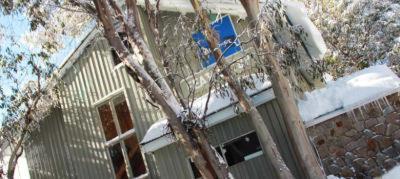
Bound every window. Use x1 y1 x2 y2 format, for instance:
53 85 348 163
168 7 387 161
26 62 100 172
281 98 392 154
98 104 118 141
111 49 122 66
189 132 263 178
97 95 147 178
192 15 241 68
124 136 147 177
217 132 263 166
109 143 128 179
114 98 134 133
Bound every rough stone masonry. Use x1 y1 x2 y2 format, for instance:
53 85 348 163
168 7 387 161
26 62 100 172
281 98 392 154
307 92 400 178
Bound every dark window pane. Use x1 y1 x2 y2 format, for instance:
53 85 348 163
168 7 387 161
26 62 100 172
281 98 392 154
109 143 128 179
114 99 134 133
111 49 122 66
98 104 118 141
216 146 223 156
124 135 147 177
223 132 262 166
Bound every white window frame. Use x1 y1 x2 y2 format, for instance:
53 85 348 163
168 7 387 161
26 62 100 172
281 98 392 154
94 89 148 179
215 130 264 166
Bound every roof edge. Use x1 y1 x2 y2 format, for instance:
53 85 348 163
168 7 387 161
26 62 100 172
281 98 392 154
57 28 100 78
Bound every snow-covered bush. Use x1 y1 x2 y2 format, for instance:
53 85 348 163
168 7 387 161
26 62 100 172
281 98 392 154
304 0 400 77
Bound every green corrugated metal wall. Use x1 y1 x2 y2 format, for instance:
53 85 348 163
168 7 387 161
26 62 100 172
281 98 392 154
25 36 163 178
151 100 305 179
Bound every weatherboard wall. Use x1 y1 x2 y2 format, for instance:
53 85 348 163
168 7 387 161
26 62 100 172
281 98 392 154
151 100 305 179
25 36 163 178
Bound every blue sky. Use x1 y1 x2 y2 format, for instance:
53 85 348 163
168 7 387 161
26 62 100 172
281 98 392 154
0 13 88 122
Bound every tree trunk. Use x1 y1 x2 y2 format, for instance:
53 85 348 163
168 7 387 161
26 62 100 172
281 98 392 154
124 0 177 103
192 128 230 178
239 1 326 178
7 127 28 179
190 0 294 178
93 0 226 178
6 78 41 179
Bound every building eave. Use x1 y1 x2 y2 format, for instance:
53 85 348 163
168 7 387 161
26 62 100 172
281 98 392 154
140 87 275 153
57 28 100 78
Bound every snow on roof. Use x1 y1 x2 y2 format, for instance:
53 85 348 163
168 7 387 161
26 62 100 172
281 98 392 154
141 75 272 145
141 120 170 145
299 65 400 123
283 0 327 59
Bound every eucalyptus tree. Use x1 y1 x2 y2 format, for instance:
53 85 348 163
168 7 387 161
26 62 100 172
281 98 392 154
0 1 91 178
305 0 400 77
0 50 58 178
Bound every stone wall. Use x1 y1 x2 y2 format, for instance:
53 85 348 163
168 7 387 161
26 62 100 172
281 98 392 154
307 93 400 178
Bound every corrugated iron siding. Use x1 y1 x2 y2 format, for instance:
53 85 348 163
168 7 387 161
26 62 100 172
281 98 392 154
152 100 305 179
26 36 163 178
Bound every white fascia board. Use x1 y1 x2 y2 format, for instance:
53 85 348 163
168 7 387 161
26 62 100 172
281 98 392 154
141 133 175 153
141 88 275 153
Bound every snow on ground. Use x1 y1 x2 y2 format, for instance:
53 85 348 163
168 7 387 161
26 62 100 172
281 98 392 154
382 165 400 179
298 65 400 122
141 74 271 144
